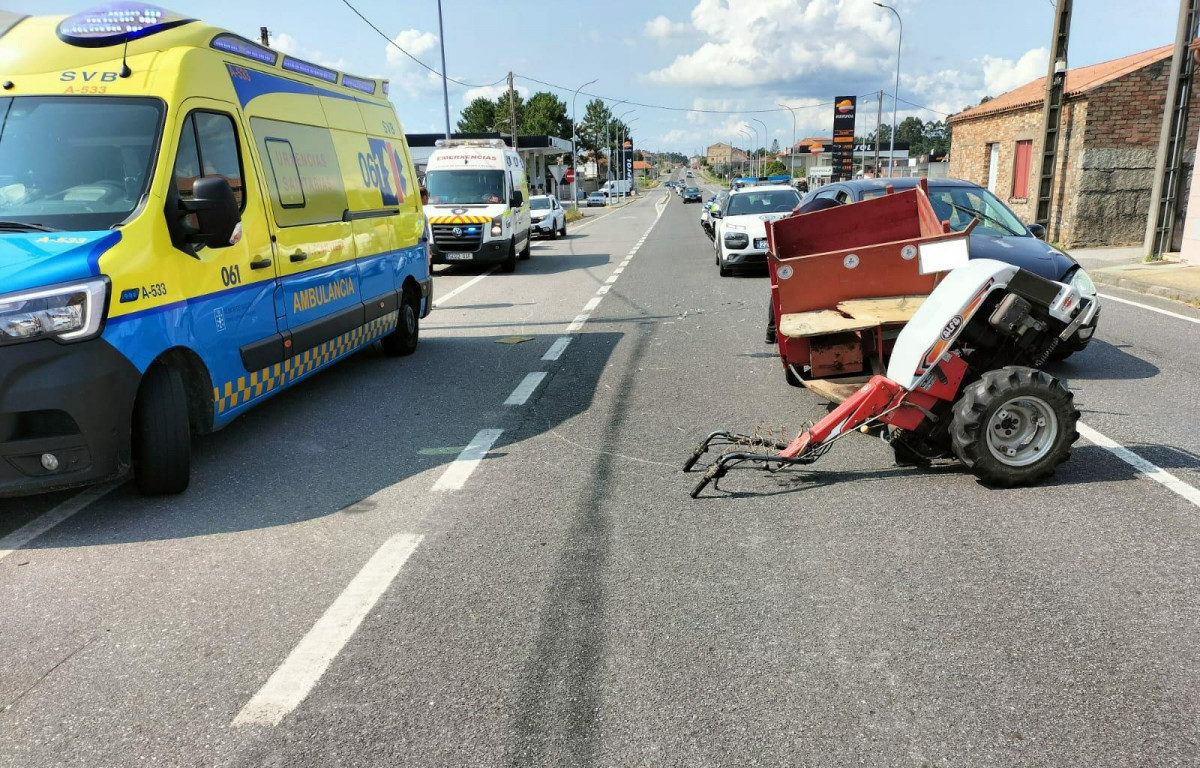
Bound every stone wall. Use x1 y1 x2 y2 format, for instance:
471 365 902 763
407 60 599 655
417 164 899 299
1070 59 1197 248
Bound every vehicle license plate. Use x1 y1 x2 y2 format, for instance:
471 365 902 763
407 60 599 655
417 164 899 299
754 238 768 249
445 253 472 261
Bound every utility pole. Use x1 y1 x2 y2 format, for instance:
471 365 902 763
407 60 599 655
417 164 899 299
1145 0 1199 258
436 0 451 139
1033 0 1072 230
259 26 269 47
506 72 519 153
874 90 883 177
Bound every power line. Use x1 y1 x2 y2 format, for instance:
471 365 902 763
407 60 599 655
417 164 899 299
893 96 952 117
337 0 505 89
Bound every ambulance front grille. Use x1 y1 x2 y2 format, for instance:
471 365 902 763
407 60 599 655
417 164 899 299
432 224 483 250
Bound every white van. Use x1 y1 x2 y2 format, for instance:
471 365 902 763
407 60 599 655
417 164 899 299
424 139 531 272
600 179 632 198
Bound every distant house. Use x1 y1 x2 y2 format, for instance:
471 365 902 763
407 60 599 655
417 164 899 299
949 44 1197 249
705 142 750 167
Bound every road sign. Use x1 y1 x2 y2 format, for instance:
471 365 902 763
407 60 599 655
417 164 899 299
564 168 576 184
549 163 565 182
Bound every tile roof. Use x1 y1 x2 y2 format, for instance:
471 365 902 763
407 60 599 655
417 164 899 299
951 44 1175 123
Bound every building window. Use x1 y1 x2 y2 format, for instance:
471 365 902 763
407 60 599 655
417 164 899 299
1012 140 1033 199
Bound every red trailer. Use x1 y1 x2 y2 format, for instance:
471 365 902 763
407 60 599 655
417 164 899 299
766 180 976 402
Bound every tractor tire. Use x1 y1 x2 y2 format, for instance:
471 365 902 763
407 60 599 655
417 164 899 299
133 365 191 496
381 287 419 357
500 241 517 273
950 366 1078 487
784 363 805 388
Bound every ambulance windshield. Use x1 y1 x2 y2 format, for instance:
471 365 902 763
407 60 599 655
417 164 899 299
425 170 506 206
0 96 164 231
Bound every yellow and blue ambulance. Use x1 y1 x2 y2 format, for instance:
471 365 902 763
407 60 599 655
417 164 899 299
0 5 430 496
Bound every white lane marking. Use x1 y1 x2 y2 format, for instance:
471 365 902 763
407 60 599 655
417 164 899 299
1098 292 1200 325
566 315 589 332
504 372 547 406
613 267 624 274
0 481 121 564
432 266 497 308
605 274 620 284
431 429 504 491
582 296 602 313
232 533 423 727
1078 422 1200 509
597 285 611 295
542 337 572 361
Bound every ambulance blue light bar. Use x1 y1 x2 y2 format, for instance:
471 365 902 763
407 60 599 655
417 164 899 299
57 3 193 47
341 74 376 95
210 33 277 65
282 56 337 83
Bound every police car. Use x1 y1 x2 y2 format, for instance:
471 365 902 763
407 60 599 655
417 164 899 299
0 5 430 496
711 181 801 276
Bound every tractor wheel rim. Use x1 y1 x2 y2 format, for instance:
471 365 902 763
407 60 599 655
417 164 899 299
985 396 1058 467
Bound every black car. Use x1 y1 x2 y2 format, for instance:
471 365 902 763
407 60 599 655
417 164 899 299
682 186 702 203
801 177 1099 358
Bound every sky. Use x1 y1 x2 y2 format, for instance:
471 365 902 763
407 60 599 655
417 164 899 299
10 0 1182 154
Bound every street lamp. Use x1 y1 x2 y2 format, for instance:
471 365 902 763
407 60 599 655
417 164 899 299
743 123 759 176
571 78 597 208
753 118 769 176
875 2 902 178
777 103 798 180
738 128 752 177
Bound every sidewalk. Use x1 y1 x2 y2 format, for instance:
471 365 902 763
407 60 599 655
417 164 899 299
1073 246 1200 305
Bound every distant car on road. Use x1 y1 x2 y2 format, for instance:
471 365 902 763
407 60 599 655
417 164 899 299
683 186 702 203
801 177 1098 358
586 191 607 207
529 195 567 239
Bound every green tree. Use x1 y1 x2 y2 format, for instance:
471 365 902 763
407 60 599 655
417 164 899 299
762 160 787 177
493 91 525 137
522 92 571 137
456 97 497 133
576 98 612 169
769 138 780 155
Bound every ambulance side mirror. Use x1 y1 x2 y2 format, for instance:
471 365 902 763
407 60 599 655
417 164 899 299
510 191 523 208
183 177 240 249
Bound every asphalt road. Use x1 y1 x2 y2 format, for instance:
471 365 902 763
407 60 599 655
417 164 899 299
3 170 1200 766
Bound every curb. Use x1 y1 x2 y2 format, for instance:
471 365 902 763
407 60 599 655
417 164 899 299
1092 268 1200 306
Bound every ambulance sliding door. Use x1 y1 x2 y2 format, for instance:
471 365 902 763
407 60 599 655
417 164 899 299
250 109 362 357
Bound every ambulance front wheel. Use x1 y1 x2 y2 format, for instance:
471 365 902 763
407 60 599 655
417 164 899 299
381 288 420 357
132 364 191 496
500 241 517 273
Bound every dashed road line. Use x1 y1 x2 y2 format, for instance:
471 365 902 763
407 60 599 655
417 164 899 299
0 481 122 564
542 337 572 361
431 429 504 491
1098 292 1200 325
231 533 424 727
1078 422 1200 509
504 372 547 406
582 297 602 312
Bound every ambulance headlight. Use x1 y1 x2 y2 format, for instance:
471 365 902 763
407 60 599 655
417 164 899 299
490 216 503 236
0 278 109 345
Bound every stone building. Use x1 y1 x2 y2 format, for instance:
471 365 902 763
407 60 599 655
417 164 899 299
949 44 1198 248
705 142 749 167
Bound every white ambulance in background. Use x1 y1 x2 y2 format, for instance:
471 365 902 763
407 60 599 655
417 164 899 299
423 139 531 273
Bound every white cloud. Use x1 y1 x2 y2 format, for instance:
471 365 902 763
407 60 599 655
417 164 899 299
646 0 896 88
383 29 445 96
982 47 1049 94
272 32 347 71
461 83 529 105
644 15 689 39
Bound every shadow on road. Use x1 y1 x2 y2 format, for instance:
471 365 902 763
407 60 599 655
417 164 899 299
1047 339 1159 381
0 331 624 548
